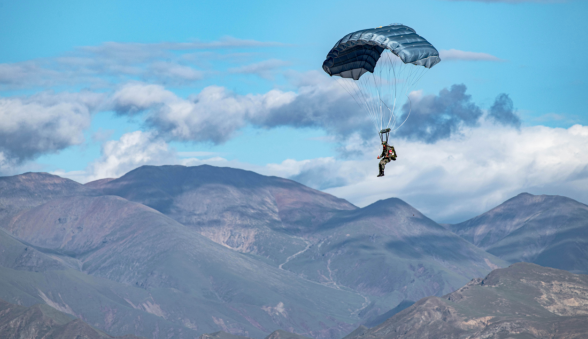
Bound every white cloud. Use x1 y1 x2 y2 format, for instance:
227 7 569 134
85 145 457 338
111 82 298 143
0 37 282 90
85 131 176 181
109 74 377 144
319 123 588 223
439 49 503 62
0 91 104 167
229 59 290 80
81 38 283 58
148 61 205 82
111 83 177 114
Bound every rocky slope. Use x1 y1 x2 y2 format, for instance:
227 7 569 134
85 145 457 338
0 194 363 339
282 198 507 318
0 298 145 339
450 193 588 274
343 263 588 339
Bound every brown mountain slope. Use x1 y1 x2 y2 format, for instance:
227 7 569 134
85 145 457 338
85 165 357 265
344 263 588 339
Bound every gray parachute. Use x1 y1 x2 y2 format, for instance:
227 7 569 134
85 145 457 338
322 24 440 134
323 24 440 80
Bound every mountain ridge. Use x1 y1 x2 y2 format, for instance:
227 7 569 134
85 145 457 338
449 192 588 274
344 262 588 339
0 165 546 339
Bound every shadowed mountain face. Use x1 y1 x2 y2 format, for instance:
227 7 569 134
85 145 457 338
1 194 364 339
87 165 357 265
450 193 588 274
282 198 507 317
0 298 145 339
344 263 588 339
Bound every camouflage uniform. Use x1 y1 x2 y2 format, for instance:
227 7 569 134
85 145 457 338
378 144 397 176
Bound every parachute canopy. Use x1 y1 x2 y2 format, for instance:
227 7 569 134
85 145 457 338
322 24 440 135
322 24 440 80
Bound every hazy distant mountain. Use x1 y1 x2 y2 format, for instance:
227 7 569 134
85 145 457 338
450 193 588 274
282 198 507 319
0 172 95 222
344 263 588 339
0 298 145 339
86 165 356 265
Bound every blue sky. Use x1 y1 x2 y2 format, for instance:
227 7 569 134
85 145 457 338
1 0 587 222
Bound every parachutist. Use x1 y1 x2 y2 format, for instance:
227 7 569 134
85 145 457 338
377 141 397 177
321 24 440 172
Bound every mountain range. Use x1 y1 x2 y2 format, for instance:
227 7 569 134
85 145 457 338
0 165 586 338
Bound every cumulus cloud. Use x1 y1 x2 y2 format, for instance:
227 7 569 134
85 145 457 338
109 77 371 144
487 93 521 128
85 131 176 181
109 79 524 147
0 91 104 165
111 83 177 114
395 84 483 143
0 77 519 176
439 49 503 62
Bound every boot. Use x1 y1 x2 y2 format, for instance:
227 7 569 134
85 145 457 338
377 172 384 177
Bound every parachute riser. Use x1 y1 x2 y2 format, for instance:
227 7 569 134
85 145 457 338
379 128 391 145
